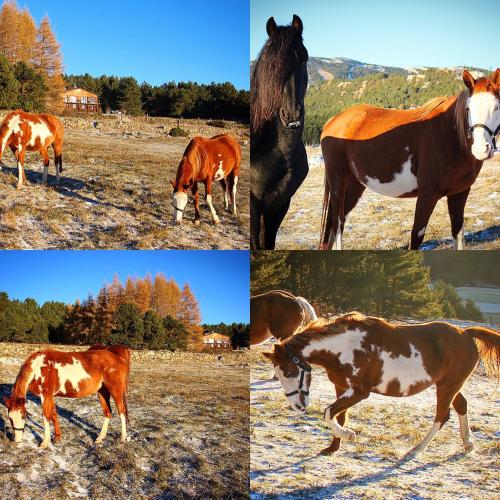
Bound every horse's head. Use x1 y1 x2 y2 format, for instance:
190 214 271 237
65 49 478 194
263 342 311 413
251 15 308 135
170 158 192 224
3 395 27 443
463 68 500 160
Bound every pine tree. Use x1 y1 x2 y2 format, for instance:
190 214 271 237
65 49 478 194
0 54 18 107
14 60 46 111
112 303 144 347
143 310 166 349
116 77 142 115
251 251 290 294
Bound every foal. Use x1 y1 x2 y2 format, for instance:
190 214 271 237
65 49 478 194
264 313 500 459
4 349 129 448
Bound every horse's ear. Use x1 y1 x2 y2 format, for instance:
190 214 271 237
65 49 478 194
291 14 303 35
266 17 277 37
462 70 476 92
492 68 500 87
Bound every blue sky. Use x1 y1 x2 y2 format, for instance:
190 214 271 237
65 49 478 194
23 0 249 89
251 0 499 70
0 251 249 324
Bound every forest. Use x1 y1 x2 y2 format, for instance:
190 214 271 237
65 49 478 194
0 273 249 350
251 252 485 321
0 1 249 120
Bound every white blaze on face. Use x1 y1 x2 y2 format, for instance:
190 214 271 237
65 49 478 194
9 409 25 442
374 344 431 395
173 191 188 222
54 358 91 395
274 364 309 412
213 160 225 181
468 92 500 160
27 121 52 148
363 155 418 197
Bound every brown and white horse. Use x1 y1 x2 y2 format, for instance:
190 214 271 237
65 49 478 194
3 349 129 448
250 290 317 345
320 69 500 250
171 133 241 225
264 313 500 459
0 110 64 189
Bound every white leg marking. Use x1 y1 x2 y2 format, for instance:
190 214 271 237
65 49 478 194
332 216 342 250
454 227 464 250
206 194 220 224
458 413 474 452
224 187 229 211
232 176 238 215
39 416 51 449
95 416 110 444
120 413 127 442
417 226 426 238
324 399 356 440
404 422 441 459
17 160 23 188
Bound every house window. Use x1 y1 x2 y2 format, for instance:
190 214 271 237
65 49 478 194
81 96 87 104
89 98 96 104
69 96 77 103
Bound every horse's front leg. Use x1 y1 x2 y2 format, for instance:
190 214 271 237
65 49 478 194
204 177 220 224
40 147 50 185
409 192 440 249
447 188 470 250
192 183 201 225
40 394 55 449
320 385 350 455
15 146 26 190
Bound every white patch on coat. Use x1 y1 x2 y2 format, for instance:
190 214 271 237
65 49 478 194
454 226 464 250
417 226 426 238
467 92 500 160
53 359 91 395
302 328 367 375
173 191 188 222
334 216 342 250
213 160 224 181
27 353 46 389
27 121 52 148
374 344 431 395
360 155 418 197
1 114 21 153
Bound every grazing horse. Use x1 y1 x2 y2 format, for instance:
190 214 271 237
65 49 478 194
250 15 309 249
264 312 500 459
320 69 500 250
3 349 129 448
171 133 241 225
251 290 317 345
0 110 64 189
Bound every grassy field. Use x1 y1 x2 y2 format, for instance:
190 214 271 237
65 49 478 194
277 147 500 250
250 328 499 499
0 343 249 498
0 113 249 249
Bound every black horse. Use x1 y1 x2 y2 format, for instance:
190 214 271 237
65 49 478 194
250 15 309 250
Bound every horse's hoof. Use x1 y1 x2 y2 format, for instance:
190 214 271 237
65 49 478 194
319 446 337 456
212 218 220 225
342 429 356 441
38 441 49 449
53 435 61 443
464 441 474 453
174 220 182 225
16 184 23 190
193 219 201 226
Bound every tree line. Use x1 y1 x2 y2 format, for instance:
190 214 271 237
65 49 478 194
0 0 64 112
63 74 249 120
251 252 484 322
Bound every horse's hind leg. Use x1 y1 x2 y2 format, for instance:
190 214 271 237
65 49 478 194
14 146 26 189
220 178 229 211
40 147 49 185
51 406 61 442
447 189 470 250
228 170 238 215
52 139 63 184
108 384 128 443
95 386 113 444
191 183 201 225
452 392 474 452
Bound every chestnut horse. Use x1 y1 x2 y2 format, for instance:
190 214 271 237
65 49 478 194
320 69 500 250
3 349 129 448
0 110 64 189
250 290 317 345
171 133 241 225
264 312 500 459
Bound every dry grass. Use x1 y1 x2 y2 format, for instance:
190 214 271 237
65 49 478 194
250 340 499 498
277 147 500 250
0 342 250 498
0 113 249 249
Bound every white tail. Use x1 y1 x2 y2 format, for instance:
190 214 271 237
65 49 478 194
295 296 317 326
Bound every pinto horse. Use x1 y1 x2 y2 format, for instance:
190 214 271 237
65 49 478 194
0 110 64 189
3 349 129 448
250 15 309 249
320 69 500 250
250 290 317 345
264 312 500 459
171 133 241 225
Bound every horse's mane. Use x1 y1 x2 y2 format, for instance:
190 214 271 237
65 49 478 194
176 139 202 184
11 352 39 398
453 90 470 151
250 24 308 135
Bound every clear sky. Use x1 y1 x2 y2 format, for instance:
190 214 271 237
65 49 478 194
23 0 249 89
251 0 499 71
0 251 249 324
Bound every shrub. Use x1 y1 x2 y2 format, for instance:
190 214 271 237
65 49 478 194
206 119 226 128
169 126 189 137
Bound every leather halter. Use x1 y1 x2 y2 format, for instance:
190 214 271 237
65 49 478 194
283 344 311 398
467 107 500 150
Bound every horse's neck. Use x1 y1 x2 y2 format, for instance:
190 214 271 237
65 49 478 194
12 366 32 399
252 118 303 157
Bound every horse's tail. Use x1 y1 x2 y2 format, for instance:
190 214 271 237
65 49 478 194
319 173 331 249
296 296 317 326
464 326 500 379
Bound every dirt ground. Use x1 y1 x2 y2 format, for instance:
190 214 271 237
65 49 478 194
277 147 500 250
0 342 250 498
249 334 499 499
0 113 250 249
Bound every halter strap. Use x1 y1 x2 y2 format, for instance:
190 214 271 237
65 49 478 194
283 344 311 398
468 115 500 151
12 425 25 432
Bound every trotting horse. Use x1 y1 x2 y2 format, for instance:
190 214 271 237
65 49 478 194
251 290 317 345
263 312 500 459
3 349 129 448
0 110 64 189
171 133 241 225
250 15 309 249
320 69 500 250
